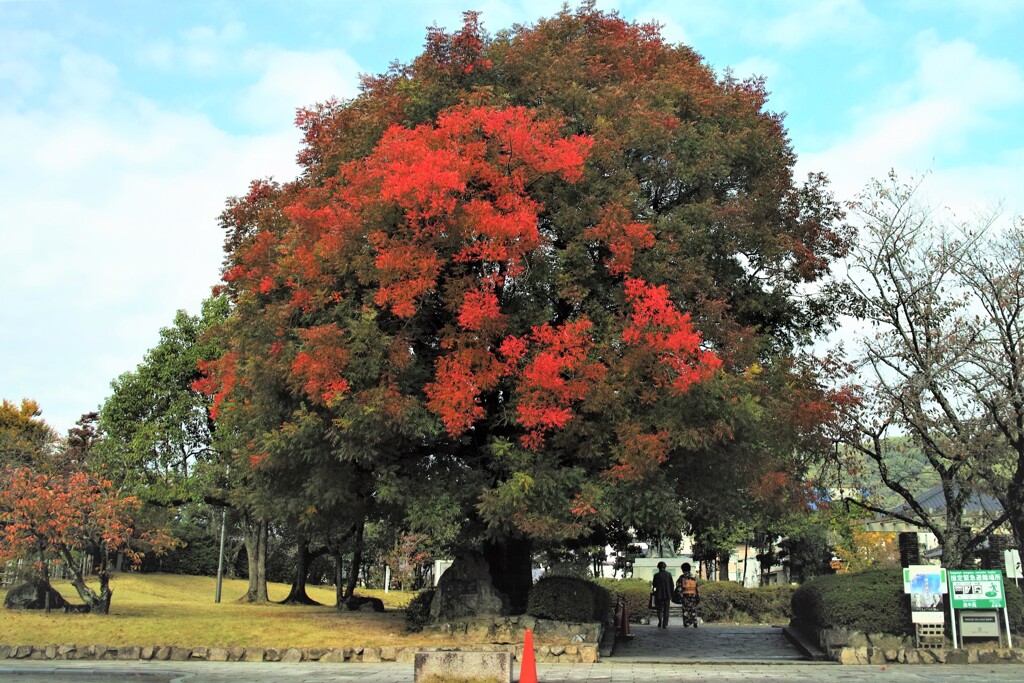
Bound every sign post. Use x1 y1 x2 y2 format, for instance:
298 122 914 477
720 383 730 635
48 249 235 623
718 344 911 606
947 569 1011 649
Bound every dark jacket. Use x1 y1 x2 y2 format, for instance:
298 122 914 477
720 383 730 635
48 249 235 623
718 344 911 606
652 568 674 602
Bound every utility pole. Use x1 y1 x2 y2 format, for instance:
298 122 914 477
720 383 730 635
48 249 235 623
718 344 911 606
215 505 228 603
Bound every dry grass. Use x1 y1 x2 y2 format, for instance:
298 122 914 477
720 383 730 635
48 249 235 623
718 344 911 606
0 573 464 648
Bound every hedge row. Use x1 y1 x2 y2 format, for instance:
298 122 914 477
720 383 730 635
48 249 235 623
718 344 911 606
525 576 612 623
593 578 650 623
699 581 793 623
791 568 912 636
792 568 1024 637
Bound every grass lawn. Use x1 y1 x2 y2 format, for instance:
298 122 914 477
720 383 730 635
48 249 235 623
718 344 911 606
0 573 462 649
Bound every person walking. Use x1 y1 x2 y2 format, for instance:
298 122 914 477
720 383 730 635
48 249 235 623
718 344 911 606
676 562 700 627
651 561 674 628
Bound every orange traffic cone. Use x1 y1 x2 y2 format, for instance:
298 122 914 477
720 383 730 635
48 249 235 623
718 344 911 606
519 627 538 683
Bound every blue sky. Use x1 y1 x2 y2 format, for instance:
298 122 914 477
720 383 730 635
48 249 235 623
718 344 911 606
2 0 1023 434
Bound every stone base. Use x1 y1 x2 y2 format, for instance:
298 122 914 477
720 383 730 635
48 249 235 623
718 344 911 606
414 650 511 683
834 645 1024 665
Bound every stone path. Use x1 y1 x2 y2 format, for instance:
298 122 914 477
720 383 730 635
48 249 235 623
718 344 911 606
613 621 805 663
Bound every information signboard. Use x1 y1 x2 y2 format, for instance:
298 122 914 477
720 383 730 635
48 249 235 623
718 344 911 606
948 569 1005 610
903 565 946 625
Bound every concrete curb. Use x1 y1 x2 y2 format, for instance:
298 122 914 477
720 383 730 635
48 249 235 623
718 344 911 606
782 625 830 661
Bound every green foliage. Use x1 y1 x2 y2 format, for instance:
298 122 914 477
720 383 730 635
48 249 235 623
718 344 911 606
699 582 793 623
97 295 228 506
1004 581 1024 634
791 567 911 636
593 577 650 623
588 580 613 625
526 576 611 623
139 507 221 576
404 588 436 632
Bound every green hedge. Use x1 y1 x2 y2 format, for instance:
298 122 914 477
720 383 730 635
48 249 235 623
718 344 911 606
593 577 650 623
526 576 611 623
793 569 1024 637
403 588 435 632
700 582 793 623
1002 581 1024 634
791 568 911 636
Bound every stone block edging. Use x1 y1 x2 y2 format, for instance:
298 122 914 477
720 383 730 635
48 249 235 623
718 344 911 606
835 644 1024 665
0 642 599 665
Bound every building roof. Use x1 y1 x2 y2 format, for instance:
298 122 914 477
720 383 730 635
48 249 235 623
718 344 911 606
892 484 1003 516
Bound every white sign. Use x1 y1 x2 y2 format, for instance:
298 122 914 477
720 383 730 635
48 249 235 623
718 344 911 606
1005 550 1022 580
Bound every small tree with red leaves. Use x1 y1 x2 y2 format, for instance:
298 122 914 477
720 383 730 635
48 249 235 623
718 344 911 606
0 466 173 614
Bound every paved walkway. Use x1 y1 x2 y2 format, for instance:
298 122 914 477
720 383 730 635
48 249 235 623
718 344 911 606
614 621 803 663
3 620 1023 681
3 660 1024 682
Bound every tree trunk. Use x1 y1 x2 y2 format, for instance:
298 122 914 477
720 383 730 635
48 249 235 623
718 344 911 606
484 536 532 615
333 550 345 607
342 518 365 602
59 545 111 614
41 550 51 614
279 535 326 605
1005 480 1024 559
239 513 269 603
717 550 730 581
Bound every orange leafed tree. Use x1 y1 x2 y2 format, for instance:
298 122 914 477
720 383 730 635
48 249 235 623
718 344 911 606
0 466 173 614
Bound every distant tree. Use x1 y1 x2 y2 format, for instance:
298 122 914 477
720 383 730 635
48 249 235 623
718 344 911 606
97 295 228 507
836 173 1015 568
833 529 899 574
0 399 58 469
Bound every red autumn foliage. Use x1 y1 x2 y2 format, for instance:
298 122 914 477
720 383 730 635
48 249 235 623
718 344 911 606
290 324 351 404
0 466 173 568
623 278 723 393
197 6 850 554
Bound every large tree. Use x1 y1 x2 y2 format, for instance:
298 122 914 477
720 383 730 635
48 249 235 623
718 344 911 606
199 6 848 610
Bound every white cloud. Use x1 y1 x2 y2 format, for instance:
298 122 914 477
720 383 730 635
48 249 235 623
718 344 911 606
137 21 247 74
634 10 690 46
751 0 880 49
728 56 781 82
797 33 1024 215
0 37 309 434
238 48 363 129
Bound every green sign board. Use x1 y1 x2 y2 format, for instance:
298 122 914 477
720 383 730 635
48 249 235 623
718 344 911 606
948 570 1006 609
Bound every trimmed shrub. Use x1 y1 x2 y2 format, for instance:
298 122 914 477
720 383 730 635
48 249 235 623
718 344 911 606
699 581 793 623
593 577 651 623
588 580 614 624
1004 581 1024 634
791 567 911 637
404 588 435 632
527 576 596 623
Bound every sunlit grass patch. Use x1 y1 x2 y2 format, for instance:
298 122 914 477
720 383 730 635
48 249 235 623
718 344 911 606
0 572 461 648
